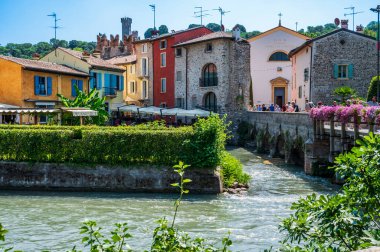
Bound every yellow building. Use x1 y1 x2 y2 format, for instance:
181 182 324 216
41 47 125 113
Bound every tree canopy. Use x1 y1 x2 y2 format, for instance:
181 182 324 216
188 24 201 29
206 23 221 32
233 24 247 32
158 25 169 35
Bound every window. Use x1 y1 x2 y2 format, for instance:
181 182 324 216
205 43 212 52
161 78 166 93
71 79 83 97
160 40 167 49
37 105 54 124
141 58 148 76
269 51 289 61
298 86 302 99
160 53 166 67
130 65 134 74
142 43 148 53
34 76 52 96
176 71 182 81
304 68 309 82
160 102 167 108
142 80 148 99
333 64 353 79
176 48 182 57
129 81 136 93
176 98 185 108
92 72 98 89
338 65 348 79
204 92 217 112
201 63 217 87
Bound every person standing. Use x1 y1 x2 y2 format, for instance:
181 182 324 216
367 96 378 106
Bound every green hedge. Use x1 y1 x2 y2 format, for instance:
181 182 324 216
0 115 228 168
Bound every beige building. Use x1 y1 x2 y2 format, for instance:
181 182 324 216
41 47 125 113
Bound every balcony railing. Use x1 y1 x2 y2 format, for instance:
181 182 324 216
199 77 218 87
103 87 117 97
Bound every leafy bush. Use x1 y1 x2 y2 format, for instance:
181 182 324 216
333 86 357 103
367 75 380 101
278 133 380 251
220 151 250 187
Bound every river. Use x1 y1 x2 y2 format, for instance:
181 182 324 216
0 148 338 251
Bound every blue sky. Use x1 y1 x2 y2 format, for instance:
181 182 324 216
0 0 376 45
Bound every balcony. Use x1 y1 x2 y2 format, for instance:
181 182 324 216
199 77 218 87
103 87 117 98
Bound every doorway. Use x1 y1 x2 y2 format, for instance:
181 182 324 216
274 87 285 107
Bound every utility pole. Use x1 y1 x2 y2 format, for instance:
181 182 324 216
149 4 156 31
295 22 298 31
370 5 380 102
344 6 363 31
47 12 61 48
213 7 230 31
194 6 210 25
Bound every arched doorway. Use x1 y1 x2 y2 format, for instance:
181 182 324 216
201 63 218 87
203 92 217 112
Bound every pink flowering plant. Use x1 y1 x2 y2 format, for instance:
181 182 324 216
361 106 380 124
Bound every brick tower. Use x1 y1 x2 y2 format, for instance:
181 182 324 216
121 17 132 38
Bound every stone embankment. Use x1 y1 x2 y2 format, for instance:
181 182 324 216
0 162 223 194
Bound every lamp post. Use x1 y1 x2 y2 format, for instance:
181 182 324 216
370 5 380 102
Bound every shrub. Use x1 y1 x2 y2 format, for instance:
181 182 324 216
220 151 250 187
367 75 380 101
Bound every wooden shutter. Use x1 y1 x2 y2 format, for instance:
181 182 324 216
333 64 338 79
47 77 52 96
120 76 124 91
71 79 77 97
78 80 83 91
90 72 95 89
104 73 110 88
98 73 102 89
34 76 40 95
348 64 354 79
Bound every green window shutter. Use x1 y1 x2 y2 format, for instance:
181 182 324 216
47 77 52 96
34 76 40 95
333 64 339 79
348 64 354 79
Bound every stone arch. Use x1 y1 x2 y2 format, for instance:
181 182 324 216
201 63 218 87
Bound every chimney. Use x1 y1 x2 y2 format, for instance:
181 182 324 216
232 26 241 41
81 51 91 60
356 25 364 33
93 50 101 58
32 53 40 60
341 19 349 29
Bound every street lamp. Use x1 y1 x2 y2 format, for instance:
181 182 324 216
370 5 380 102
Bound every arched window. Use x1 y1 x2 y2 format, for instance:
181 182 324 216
269 51 289 61
204 92 217 112
201 63 218 87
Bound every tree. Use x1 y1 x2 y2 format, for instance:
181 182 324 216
144 28 154 39
158 25 169 35
279 133 380 251
333 86 357 103
367 76 380 101
233 24 246 32
243 30 261 39
206 23 221 32
188 24 201 29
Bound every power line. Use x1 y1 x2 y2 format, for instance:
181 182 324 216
194 6 210 26
344 6 363 31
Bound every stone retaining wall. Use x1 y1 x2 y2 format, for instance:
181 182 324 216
0 162 222 194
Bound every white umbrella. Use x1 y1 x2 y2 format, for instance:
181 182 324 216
138 106 162 115
117 105 140 113
161 108 187 116
181 109 212 117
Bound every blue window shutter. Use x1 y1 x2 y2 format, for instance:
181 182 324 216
120 76 124 91
348 64 353 79
71 79 77 97
90 72 95 89
34 76 40 95
98 73 102 89
333 64 338 79
111 74 116 89
78 80 83 91
47 77 52 96
104 73 110 88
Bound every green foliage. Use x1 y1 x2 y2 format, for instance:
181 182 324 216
333 86 357 103
298 23 337 38
206 23 221 32
58 86 109 125
367 76 380 101
220 151 250 187
188 24 201 29
144 28 155 39
158 25 169 35
278 133 380 251
233 24 246 32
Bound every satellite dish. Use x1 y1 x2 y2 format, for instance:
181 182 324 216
334 18 340 26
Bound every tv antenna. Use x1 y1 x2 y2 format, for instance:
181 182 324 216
194 6 210 25
295 21 298 31
149 4 156 31
47 12 61 48
344 6 363 31
213 7 230 31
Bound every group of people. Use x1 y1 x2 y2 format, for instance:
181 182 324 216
307 96 380 110
249 101 300 112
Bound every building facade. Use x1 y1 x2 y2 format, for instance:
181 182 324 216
248 25 309 107
289 28 377 109
41 47 125 113
173 32 251 117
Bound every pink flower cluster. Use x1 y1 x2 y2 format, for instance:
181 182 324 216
310 105 380 125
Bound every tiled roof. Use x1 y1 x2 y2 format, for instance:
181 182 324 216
105 55 136 65
173 32 243 47
58 47 125 72
134 26 212 43
0 55 88 76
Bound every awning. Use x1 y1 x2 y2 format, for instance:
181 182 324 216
0 109 58 113
138 106 162 115
66 109 98 117
0 103 19 109
161 108 187 116
117 105 140 113
180 109 212 117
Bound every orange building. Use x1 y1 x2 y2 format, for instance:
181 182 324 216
0 55 89 109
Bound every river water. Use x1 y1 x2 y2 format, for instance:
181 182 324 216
0 148 338 251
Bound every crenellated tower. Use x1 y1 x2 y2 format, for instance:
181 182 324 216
121 17 132 38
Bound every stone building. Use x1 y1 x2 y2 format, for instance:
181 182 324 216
173 31 251 117
289 28 377 109
248 25 309 107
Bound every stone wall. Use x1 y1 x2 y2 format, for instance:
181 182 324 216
311 30 377 103
0 162 222 194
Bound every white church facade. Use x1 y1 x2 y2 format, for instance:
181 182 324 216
249 25 309 107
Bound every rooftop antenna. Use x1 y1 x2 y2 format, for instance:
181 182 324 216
149 4 156 31
213 7 230 31
295 21 298 31
278 13 283 26
344 6 363 31
47 12 61 49
194 6 210 25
